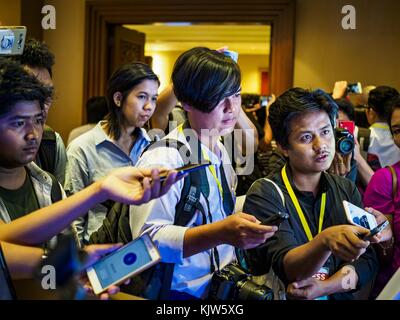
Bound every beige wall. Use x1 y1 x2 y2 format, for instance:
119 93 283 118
0 0 21 25
239 54 269 94
43 0 85 142
294 0 400 92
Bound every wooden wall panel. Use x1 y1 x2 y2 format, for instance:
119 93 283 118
84 0 295 107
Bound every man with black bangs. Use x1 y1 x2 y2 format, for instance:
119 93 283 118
130 47 277 299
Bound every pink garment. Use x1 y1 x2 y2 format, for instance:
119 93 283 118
364 161 400 293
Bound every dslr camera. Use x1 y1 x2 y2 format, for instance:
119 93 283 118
335 128 354 155
209 263 273 300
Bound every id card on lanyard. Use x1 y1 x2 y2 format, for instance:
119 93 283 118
282 165 330 300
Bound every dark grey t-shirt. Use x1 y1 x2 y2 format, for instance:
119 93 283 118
0 170 40 221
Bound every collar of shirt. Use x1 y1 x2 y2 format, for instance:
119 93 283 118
284 163 329 197
92 121 151 146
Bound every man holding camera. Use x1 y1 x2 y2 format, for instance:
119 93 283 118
244 88 386 300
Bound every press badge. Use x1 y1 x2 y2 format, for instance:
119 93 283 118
313 266 329 300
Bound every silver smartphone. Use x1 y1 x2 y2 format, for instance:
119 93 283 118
343 200 377 229
0 26 27 55
86 233 161 295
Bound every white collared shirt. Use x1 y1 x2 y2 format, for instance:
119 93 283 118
65 121 151 243
368 122 400 167
130 126 237 299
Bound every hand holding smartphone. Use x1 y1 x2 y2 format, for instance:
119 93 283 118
86 234 160 295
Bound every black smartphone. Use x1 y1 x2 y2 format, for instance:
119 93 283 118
157 161 212 182
261 212 289 226
359 220 390 241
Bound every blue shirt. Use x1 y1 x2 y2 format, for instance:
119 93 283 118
64 121 151 243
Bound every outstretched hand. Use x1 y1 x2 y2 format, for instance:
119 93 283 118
99 167 184 205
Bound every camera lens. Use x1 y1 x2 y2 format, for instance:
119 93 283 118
123 253 137 266
335 128 354 155
237 279 274 300
338 138 354 155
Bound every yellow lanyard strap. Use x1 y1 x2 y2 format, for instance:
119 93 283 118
202 149 224 197
281 165 326 241
178 125 224 197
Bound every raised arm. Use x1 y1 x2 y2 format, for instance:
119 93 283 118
150 83 178 131
0 168 180 245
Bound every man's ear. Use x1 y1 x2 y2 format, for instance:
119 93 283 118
365 107 376 124
182 103 192 112
113 92 123 107
278 143 289 158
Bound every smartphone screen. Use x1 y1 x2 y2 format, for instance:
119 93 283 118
88 235 160 291
338 120 355 136
343 201 377 230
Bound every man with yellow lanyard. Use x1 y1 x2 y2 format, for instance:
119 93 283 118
244 88 389 300
130 47 277 300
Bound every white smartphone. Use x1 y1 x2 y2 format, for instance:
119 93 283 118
342 200 377 230
86 233 161 295
0 26 26 55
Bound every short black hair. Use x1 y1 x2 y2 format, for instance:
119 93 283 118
388 95 400 135
368 86 399 119
335 98 355 121
0 58 53 117
86 96 108 123
15 38 55 77
105 62 160 140
172 47 241 113
268 88 338 148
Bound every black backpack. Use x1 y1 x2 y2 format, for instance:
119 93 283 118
88 138 234 299
36 125 57 175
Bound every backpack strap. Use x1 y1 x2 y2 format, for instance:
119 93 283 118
36 125 57 175
387 166 398 200
263 178 285 206
143 137 212 299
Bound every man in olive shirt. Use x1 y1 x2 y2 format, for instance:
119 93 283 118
244 88 383 300
0 58 63 229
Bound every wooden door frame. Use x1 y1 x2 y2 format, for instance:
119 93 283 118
84 0 295 106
